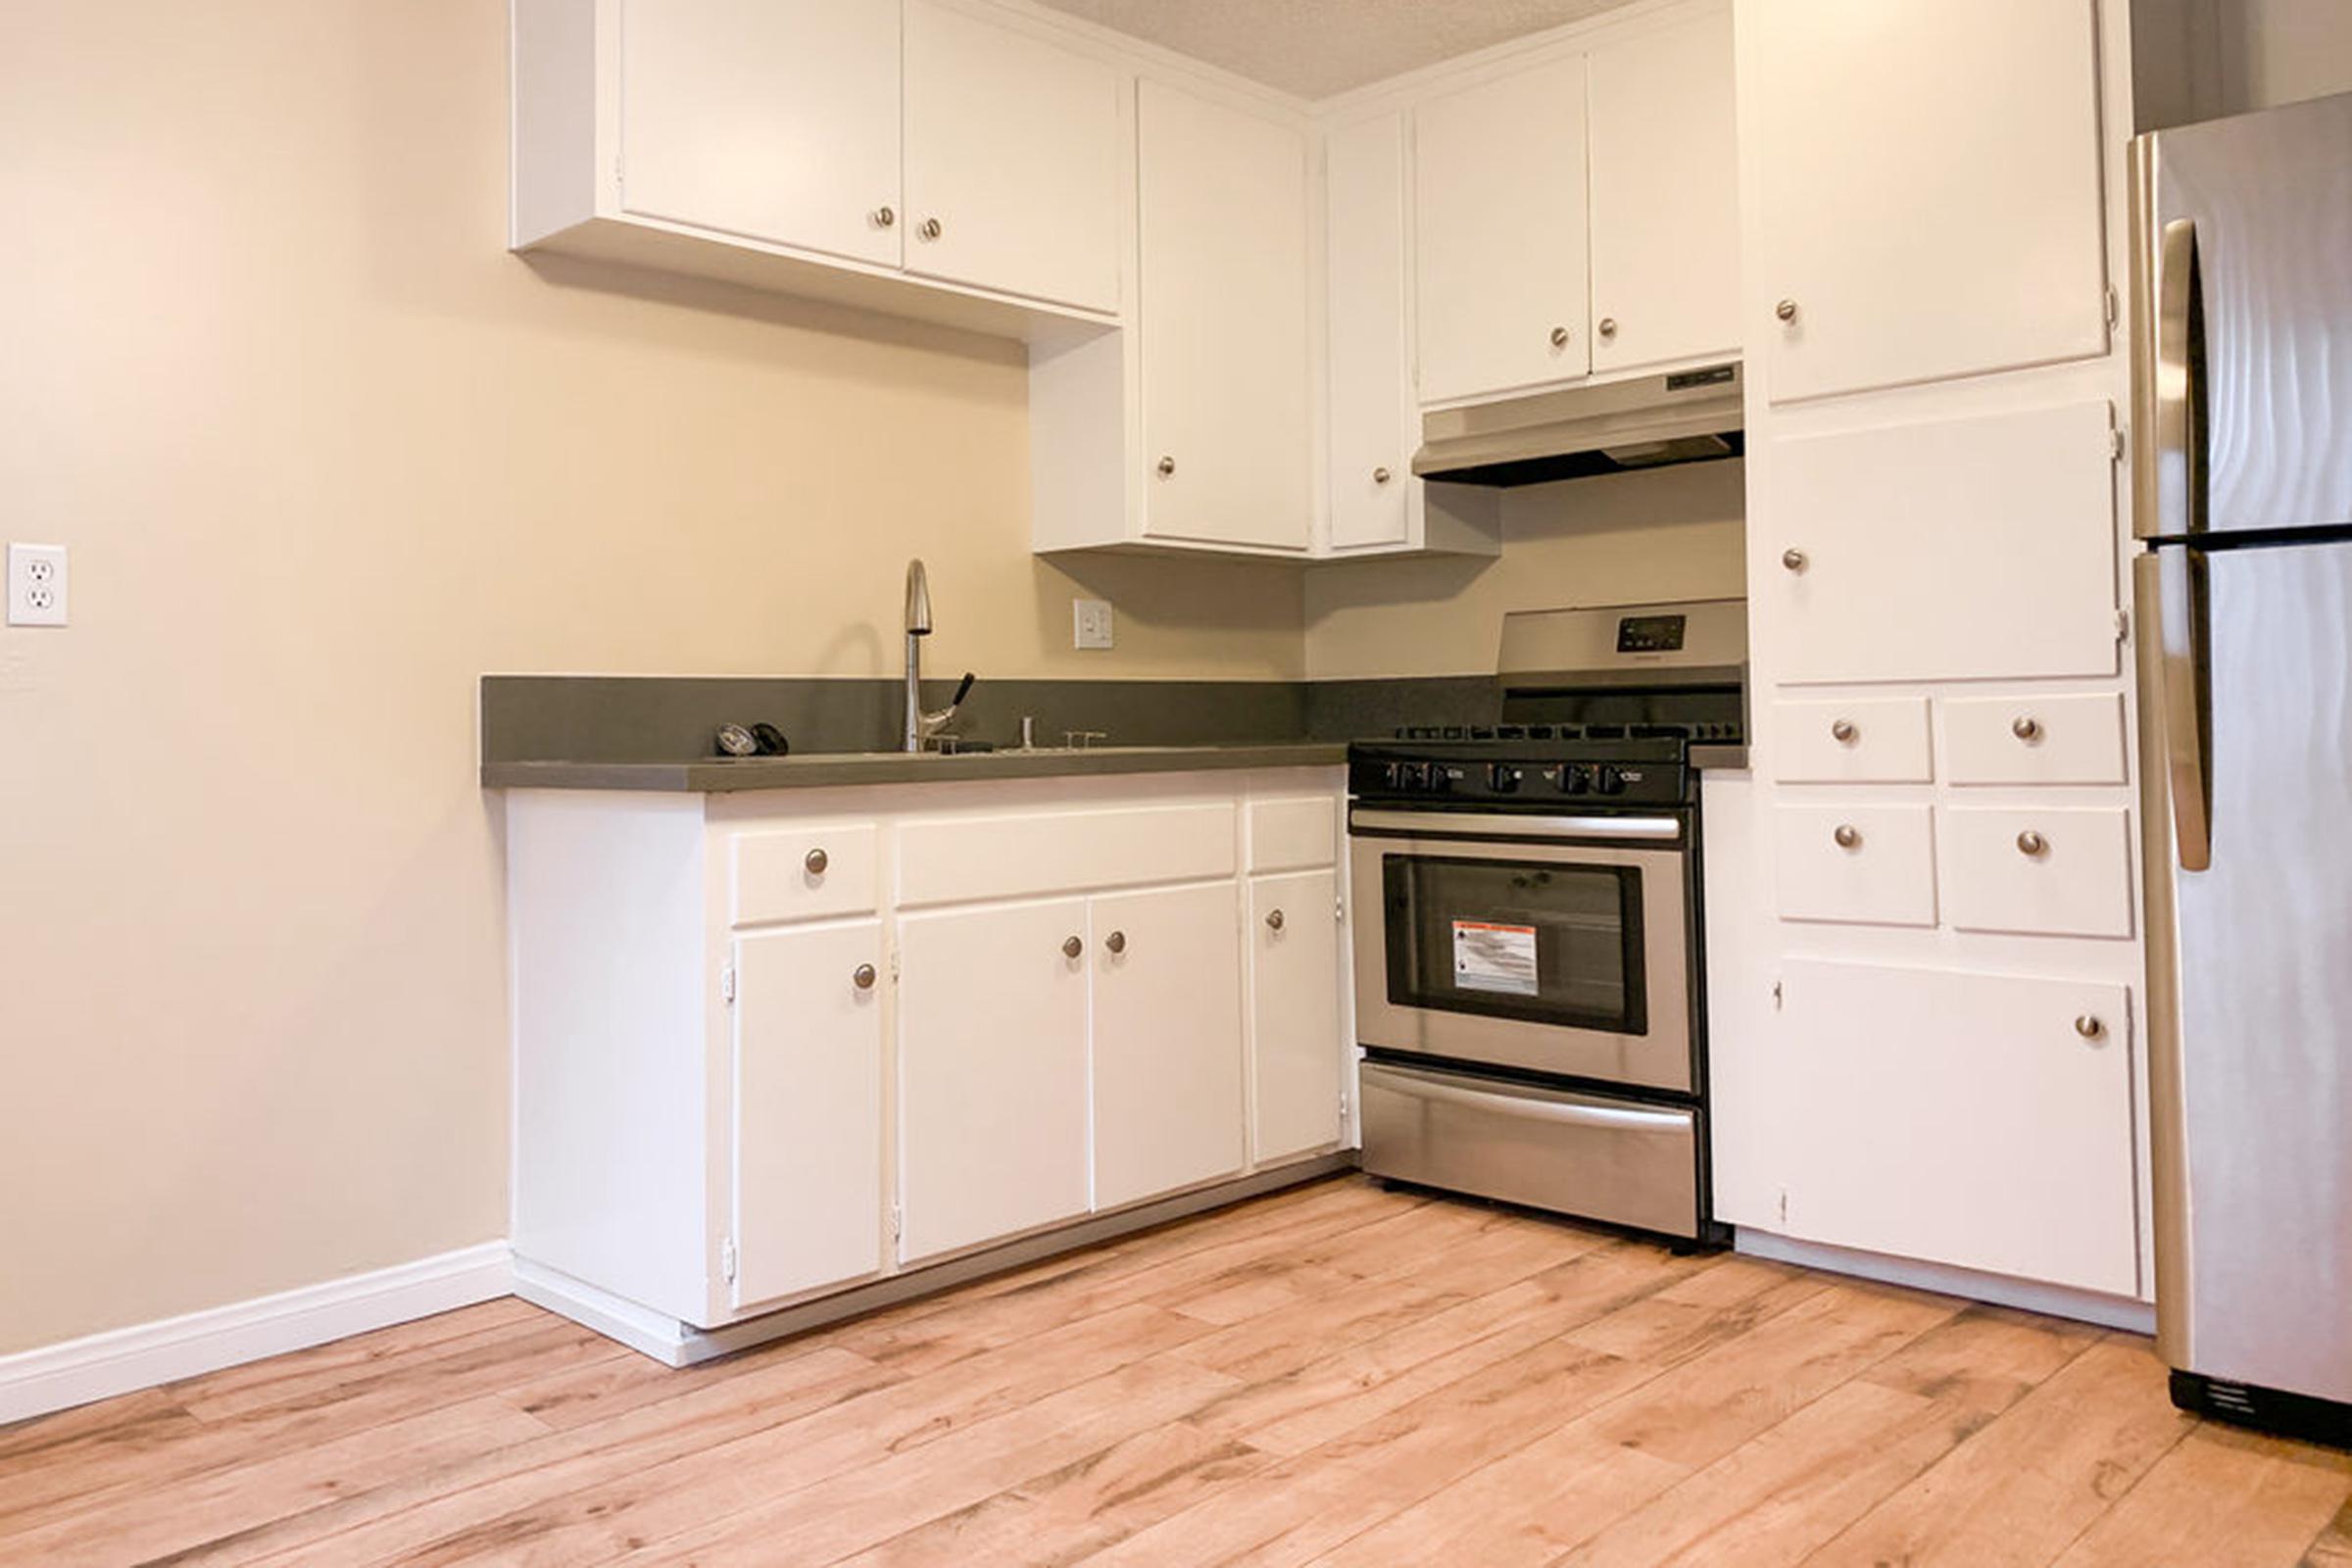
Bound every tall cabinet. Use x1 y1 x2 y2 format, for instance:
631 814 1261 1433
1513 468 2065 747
1711 0 2148 1308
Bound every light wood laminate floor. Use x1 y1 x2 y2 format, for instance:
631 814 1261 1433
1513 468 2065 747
6 1176 2349 1567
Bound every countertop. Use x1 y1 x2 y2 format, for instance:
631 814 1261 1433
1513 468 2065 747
482 741 1351 793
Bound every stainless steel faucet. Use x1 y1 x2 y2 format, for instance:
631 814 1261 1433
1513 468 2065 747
903 559 972 752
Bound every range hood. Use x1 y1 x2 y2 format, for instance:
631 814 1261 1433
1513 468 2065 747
1413 362 1743 487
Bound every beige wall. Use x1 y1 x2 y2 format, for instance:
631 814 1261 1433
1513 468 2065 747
2222 0 2352 111
1305 463 1747 678
0 0 1304 1354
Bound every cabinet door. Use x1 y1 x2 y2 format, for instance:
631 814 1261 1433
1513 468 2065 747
903 1 1123 312
1092 883 1247 1209
618 0 902 267
732 921 885 1308
1588 10 1740 375
1764 401 2120 685
1777 959 2137 1297
1250 870 1344 1162
1326 113 1415 552
1414 56 1591 405
1744 0 2108 403
899 899 1090 1260
1138 80 1312 551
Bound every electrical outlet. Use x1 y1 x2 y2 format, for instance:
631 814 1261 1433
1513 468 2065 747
7 544 68 627
1073 598 1114 651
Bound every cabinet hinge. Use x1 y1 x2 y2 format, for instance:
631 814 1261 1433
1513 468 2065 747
890 1204 904 1245
2105 285 2120 327
1777 1190 1789 1225
1771 978 1784 1010
719 1237 737 1284
720 963 737 1004
1335 893 1347 924
2109 427 2127 461
890 948 902 984
2115 608 2132 641
1339 1090 1350 1120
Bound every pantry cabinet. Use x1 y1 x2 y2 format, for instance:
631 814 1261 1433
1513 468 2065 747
1742 0 2110 403
1414 55 1592 405
1137 80 1313 552
903 0 1124 312
1092 883 1248 1209
897 898 1094 1262
1324 113 1416 553
730 920 887 1308
615 0 902 268
1587 10 1741 375
1774 960 2139 1298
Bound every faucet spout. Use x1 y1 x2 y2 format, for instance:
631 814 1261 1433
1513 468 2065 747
904 560 938 753
905 558 932 636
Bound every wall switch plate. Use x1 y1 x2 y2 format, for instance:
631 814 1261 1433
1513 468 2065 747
1073 598 1114 651
7 544 68 627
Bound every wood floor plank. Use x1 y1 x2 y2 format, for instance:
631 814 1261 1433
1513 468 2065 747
1801 1335 2197 1568
2050 1424 2352 1568
2302 1494 2352 1566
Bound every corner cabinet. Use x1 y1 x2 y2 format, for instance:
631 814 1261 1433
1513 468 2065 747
505 769 1352 1361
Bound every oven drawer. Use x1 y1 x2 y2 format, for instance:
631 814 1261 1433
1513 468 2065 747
1359 1062 1701 1238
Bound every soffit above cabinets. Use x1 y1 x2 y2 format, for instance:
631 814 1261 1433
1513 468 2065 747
1026 0 1642 100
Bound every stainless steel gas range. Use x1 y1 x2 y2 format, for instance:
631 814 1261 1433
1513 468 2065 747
1347 599 1744 1242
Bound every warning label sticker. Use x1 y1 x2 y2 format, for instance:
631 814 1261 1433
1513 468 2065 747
1452 920 1539 996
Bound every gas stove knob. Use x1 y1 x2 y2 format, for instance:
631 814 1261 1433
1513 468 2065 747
1487 762 1521 794
1561 763 1592 796
1595 765 1627 796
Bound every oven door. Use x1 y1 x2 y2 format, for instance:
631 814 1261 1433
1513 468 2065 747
1348 807 1692 1093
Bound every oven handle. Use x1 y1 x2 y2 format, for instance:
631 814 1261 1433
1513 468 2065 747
1348 808 1684 843
1366 1064 1690 1133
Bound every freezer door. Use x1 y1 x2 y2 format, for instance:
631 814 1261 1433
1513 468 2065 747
2132 92 2352 540
2144 539 2352 1397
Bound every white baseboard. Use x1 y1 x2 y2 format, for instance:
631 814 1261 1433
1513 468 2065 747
1736 1228 2157 1335
0 1242 514 1427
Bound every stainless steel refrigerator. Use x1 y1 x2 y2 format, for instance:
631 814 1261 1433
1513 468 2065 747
2132 90 2352 1444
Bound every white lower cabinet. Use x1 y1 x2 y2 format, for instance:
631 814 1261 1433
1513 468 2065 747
1776 959 2138 1298
897 898 1093 1263
1250 870 1344 1162
732 920 887 1308
1093 883 1247 1209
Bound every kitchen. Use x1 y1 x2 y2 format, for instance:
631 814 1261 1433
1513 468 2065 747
3 0 2350 1562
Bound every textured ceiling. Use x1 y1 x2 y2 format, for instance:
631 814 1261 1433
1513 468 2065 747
1032 0 1641 99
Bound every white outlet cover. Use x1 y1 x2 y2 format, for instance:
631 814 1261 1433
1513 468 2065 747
7 543 68 627
1073 598 1114 651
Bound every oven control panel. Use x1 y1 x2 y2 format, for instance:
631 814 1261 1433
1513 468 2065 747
1348 745 1689 808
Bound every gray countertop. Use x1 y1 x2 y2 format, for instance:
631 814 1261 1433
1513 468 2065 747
482 741 1351 793
1688 745 1750 771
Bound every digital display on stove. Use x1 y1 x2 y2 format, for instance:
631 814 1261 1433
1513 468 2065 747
1616 614 1687 653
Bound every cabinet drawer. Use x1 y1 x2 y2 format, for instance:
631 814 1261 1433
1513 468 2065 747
1941 807 2133 938
899 803 1238 907
1249 796 1339 872
1944 693 2127 785
1773 805 1936 927
732 823 880 926
1771 698 1932 783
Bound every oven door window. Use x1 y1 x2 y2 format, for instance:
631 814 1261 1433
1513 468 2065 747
1382 854 1647 1034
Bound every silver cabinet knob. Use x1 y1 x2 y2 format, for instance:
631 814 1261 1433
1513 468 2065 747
2075 1014 2106 1041
1775 298 1798 322
1105 930 1127 955
804 848 828 875
1156 456 1175 477
1782 548 1808 573
1831 719 1859 744
1062 936 1083 959
1549 325 1571 348
2013 715 2043 742
852 963 877 991
1597 317 1618 338
918 217 942 241
2017 829 2049 857
872 205 896 228
1833 824 1861 850
1266 908 1286 932
1372 466 1392 485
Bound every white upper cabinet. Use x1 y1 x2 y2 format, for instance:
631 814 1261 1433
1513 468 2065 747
1743 0 2109 403
617 0 904 268
1325 113 1415 553
1588 10 1741 375
903 1 1124 313
1414 55 1592 406
1137 80 1313 552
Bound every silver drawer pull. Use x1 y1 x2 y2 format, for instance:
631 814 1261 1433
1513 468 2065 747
1266 908 1285 932
805 848 829 875
2013 715 2043 742
1830 718 1858 744
2075 1014 2105 1041
1061 936 1083 959
1782 547 1807 573
2017 829 2048 858
1105 930 1127 956
1833 824 1861 850
1370 1068 1690 1133
852 963 876 991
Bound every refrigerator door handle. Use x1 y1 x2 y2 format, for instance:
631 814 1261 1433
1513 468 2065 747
2144 218 2208 542
2152 547 2214 871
